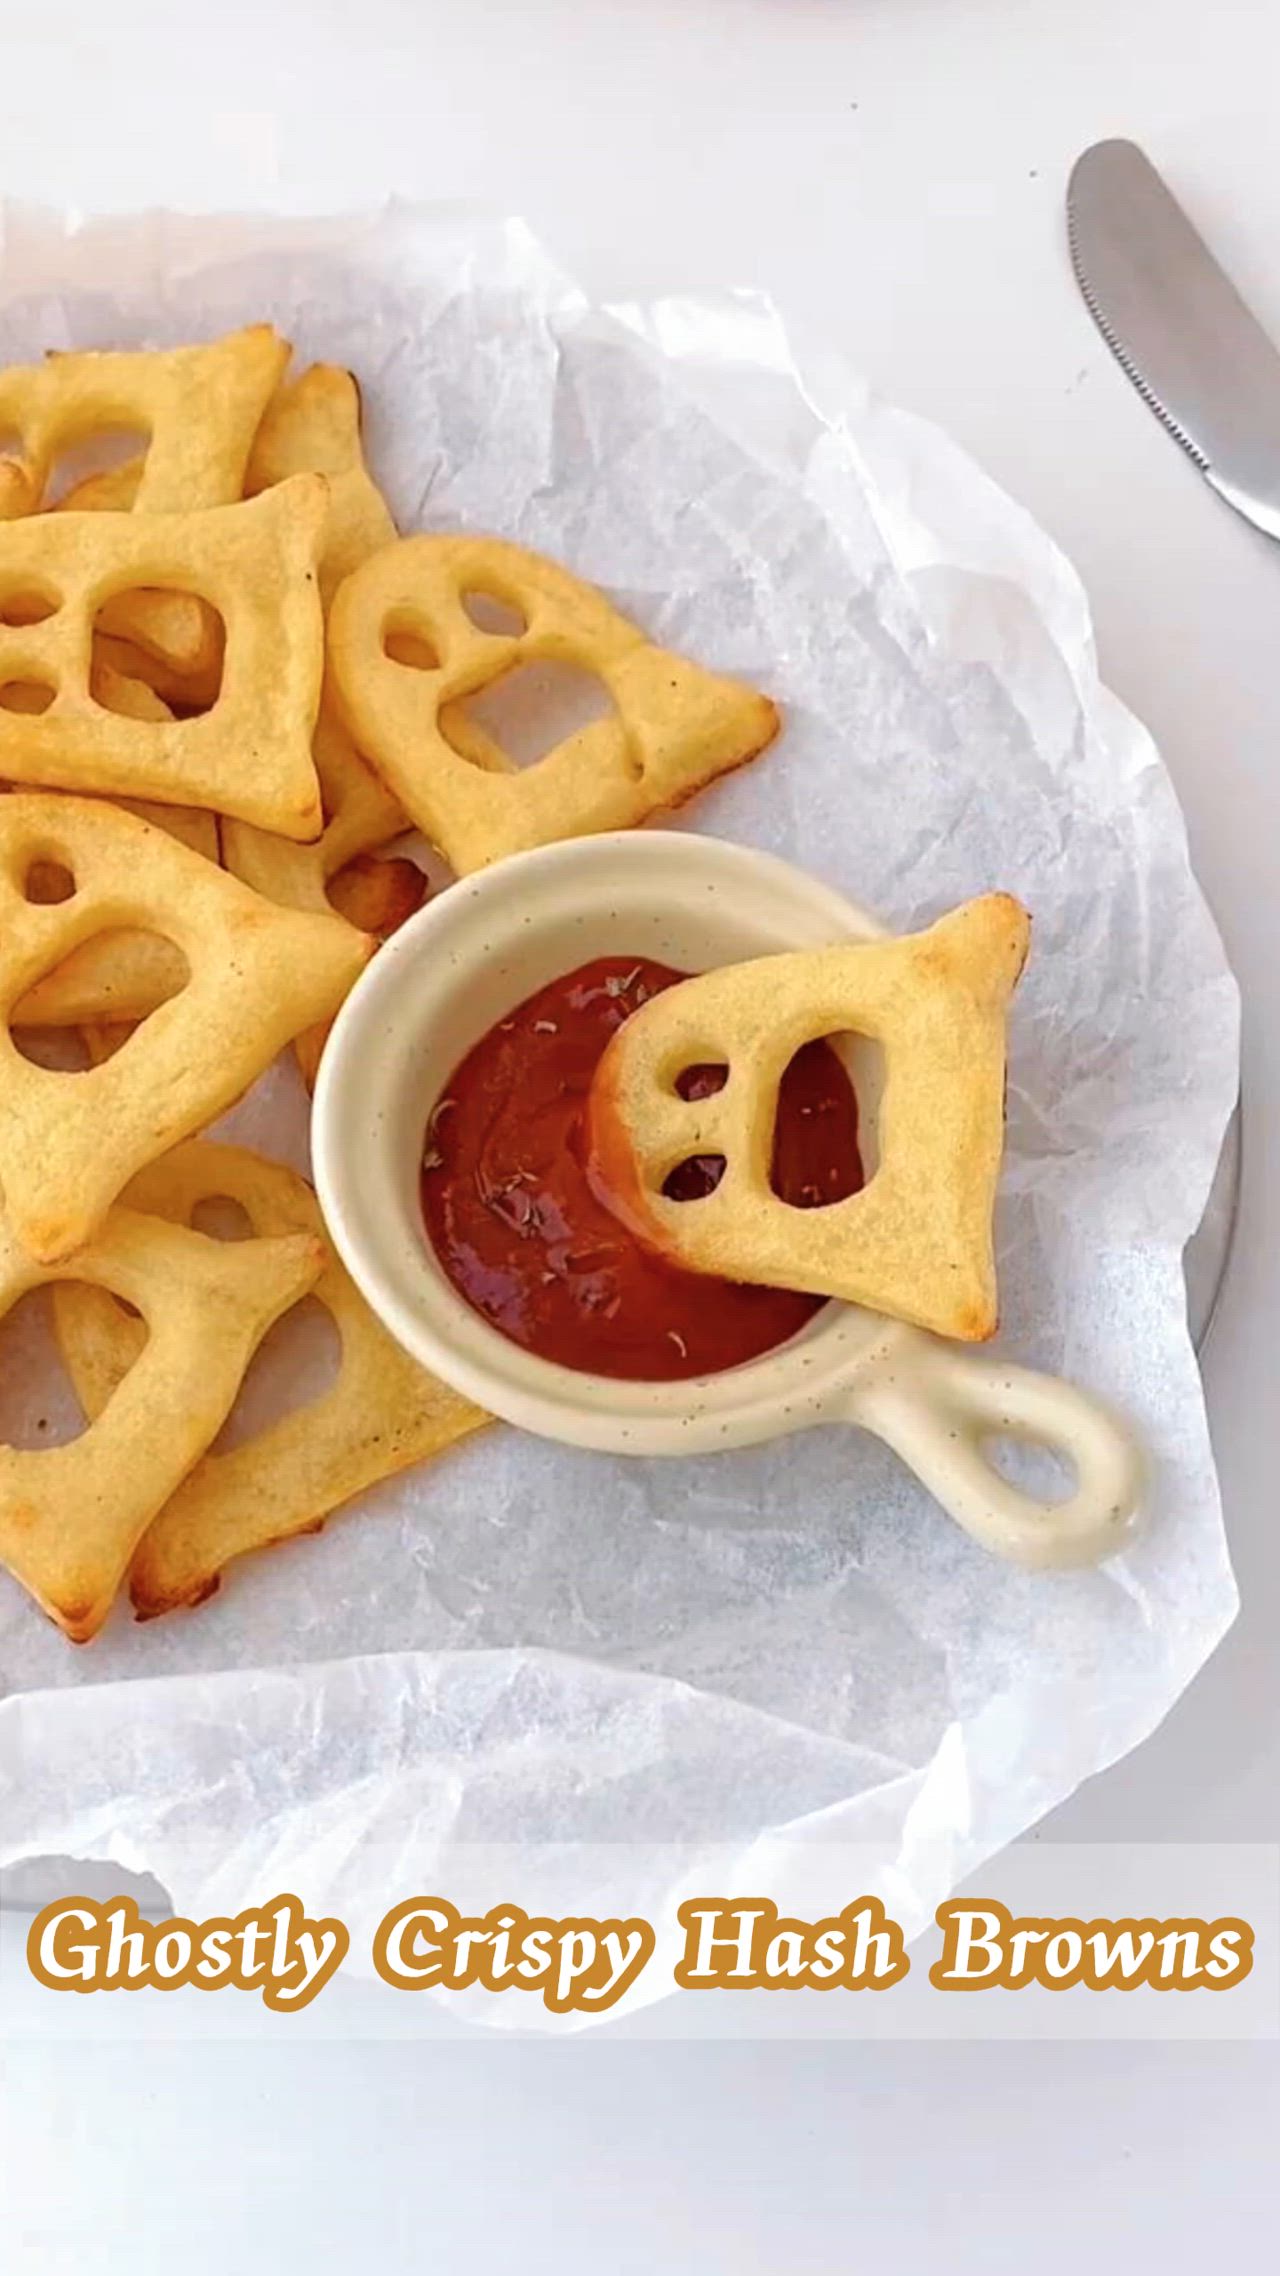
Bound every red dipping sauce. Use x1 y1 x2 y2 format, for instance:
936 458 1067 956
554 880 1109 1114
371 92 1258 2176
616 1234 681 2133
421 956 863 1382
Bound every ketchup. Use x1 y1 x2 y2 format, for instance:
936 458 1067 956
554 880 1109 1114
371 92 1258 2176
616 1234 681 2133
421 956 862 1382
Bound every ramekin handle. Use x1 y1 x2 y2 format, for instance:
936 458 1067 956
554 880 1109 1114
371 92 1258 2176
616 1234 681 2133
840 1333 1144 1569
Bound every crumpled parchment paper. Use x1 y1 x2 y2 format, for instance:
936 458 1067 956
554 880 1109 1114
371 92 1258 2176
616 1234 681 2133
0 204 1240 2026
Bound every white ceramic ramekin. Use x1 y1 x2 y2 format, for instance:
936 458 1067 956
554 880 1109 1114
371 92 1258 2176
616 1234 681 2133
312 832 1142 1568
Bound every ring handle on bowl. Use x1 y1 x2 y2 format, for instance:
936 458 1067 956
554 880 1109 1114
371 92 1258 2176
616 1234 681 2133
842 1333 1144 1569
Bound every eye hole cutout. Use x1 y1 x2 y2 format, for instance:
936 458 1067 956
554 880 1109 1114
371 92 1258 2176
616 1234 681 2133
0 1283 148 1449
674 1063 728 1102
22 855 76 903
441 657 617 773
461 589 527 636
90 596 226 714
208 1294 342 1454
662 1153 727 1202
383 611 439 670
981 1435 1078 1505
662 1063 731 1199
0 585 63 628
190 1195 255 1242
0 678 58 715
769 1033 870 1209
44 425 150 510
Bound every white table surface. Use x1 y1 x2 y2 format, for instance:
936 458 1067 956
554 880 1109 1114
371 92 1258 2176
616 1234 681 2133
3 0 1280 2266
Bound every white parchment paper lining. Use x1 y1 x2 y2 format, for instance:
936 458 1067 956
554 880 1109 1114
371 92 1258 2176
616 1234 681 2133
0 205 1240 2023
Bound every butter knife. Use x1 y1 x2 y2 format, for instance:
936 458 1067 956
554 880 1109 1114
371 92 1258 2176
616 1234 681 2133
1068 137 1280 540
1068 137 1244 1350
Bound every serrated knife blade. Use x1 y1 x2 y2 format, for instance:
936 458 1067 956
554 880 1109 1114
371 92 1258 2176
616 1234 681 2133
1068 138 1280 540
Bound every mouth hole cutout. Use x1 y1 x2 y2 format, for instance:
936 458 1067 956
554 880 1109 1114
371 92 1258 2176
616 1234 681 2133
981 1434 1079 1505
45 425 149 509
91 593 226 706
8 931 192 1044
0 678 58 715
9 1026 94 1071
0 585 62 628
0 1283 148 1449
770 1033 871 1208
207 1294 342 1455
442 657 617 773
461 588 527 636
83 1023 138 1065
189 1195 255 1243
